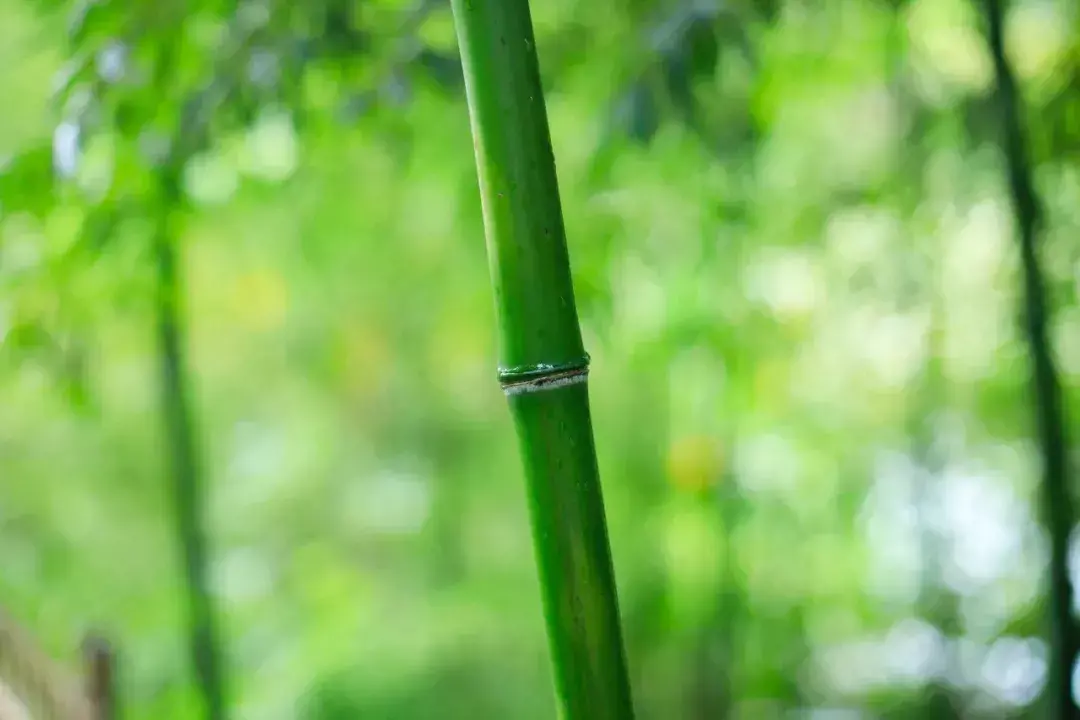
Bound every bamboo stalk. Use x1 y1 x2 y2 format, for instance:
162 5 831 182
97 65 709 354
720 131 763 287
153 177 228 720
982 1 1079 716
146 25 235 719
448 1 635 716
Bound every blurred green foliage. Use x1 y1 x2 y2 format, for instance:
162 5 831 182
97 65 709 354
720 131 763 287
1 0 1079 718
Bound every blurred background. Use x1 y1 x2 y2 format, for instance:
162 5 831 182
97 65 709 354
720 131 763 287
1 0 1079 717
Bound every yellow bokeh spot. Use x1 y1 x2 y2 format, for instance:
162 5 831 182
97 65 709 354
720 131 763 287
230 268 288 332
659 499 724 629
666 435 722 493
428 313 484 378
338 324 391 402
752 359 790 413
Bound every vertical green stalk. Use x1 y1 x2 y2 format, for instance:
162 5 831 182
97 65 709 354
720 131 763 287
983 1 1079 716
449 1 635 716
154 173 228 720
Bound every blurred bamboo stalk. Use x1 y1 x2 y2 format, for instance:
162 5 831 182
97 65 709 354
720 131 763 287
152 181 228 720
81 635 116 720
982 1 1079 716
449 0 636 716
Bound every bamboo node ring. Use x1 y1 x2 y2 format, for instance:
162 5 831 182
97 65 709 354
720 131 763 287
498 357 590 396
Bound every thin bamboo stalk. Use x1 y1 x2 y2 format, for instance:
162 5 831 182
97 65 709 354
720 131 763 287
152 182 228 720
982 1 1079 716
448 1 635 717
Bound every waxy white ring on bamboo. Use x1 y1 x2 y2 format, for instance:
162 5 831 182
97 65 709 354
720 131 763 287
501 367 589 396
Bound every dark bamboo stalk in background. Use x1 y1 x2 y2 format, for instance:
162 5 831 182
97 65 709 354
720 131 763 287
153 170 228 720
82 634 117 720
448 0 635 716
983 2 1079 716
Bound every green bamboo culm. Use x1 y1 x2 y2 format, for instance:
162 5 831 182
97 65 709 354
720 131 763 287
449 0 636 717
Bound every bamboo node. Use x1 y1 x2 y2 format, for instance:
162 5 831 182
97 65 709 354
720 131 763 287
500 366 589 396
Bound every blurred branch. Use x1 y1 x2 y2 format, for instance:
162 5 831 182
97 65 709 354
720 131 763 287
589 1 759 194
0 605 96 720
982 2 1079 717
82 634 117 720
